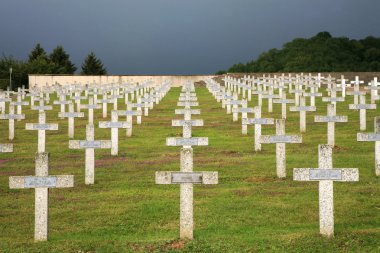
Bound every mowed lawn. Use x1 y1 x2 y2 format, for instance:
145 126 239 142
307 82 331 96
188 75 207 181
0 85 379 252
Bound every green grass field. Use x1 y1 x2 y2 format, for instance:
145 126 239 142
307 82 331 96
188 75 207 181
0 85 379 252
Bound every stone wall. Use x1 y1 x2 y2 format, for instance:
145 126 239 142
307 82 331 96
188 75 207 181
28 75 215 88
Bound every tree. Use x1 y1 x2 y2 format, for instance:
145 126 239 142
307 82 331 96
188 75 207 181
217 31 380 73
81 52 107 75
0 54 28 90
28 43 48 62
50 45 77 74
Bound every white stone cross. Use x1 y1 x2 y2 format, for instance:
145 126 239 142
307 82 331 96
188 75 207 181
11 94 29 121
156 136 218 239
273 93 294 119
9 152 74 241
260 119 302 178
81 97 101 124
172 119 203 138
58 103 84 138
97 96 113 118
293 144 359 237
25 111 58 152
69 124 111 184
314 104 348 146
0 104 25 140
31 99 53 112
99 110 130 155
53 94 71 119
0 143 13 153
232 100 255 134
290 96 316 132
357 117 380 176
242 106 274 151
175 108 200 121
0 93 11 114
117 103 142 137
349 95 376 131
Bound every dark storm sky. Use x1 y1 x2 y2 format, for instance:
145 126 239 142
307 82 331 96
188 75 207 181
0 0 379 74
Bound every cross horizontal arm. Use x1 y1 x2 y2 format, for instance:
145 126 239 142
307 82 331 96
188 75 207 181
155 171 218 184
9 175 74 189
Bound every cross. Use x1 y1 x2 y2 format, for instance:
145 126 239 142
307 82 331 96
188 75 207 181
0 104 25 140
252 85 267 107
262 87 280 113
141 95 154 116
293 144 359 238
357 117 380 176
31 99 53 112
365 78 380 104
0 92 11 114
97 95 113 118
58 103 84 138
273 93 294 119
99 110 130 156
25 111 58 152
227 94 242 122
242 106 274 151
314 104 348 146
349 95 376 131
9 152 74 241
71 92 87 112
348 76 365 105
0 143 13 153
232 100 255 134
290 96 316 132
11 94 29 121
133 97 150 124
260 119 302 178
53 94 71 119
156 136 218 239
69 124 111 184
172 119 203 138
81 97 101 124
175 108 200 121
117 103 142 137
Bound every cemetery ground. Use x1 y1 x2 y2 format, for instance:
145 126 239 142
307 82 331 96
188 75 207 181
0 85 379 252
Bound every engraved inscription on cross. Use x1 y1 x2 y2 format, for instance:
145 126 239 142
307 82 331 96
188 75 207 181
0 104 25 140
293 144 359 238
59 103 84 138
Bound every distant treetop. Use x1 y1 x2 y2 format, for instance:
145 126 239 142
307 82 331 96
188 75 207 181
216 32 380 74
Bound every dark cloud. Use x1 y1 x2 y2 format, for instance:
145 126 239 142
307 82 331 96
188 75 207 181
0 0 379 74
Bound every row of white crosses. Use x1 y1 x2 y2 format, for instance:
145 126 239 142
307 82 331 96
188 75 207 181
155 82 218 240
2 80 172 242
208 75 365 238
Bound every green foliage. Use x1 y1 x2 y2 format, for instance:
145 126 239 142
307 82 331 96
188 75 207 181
0 54 28 90
49 46 77 74
220 31 380 73
81 52 107 75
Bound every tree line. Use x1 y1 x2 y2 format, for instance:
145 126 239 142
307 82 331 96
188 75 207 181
216 32 380 74
0 44 107 90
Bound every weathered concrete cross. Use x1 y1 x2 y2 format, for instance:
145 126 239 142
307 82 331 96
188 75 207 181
0 104 25 140
59 103 84 138
357 117 380 176
314 104 348 146
156 137 218 239
25 111 58 152
99 110 130 155
290 96 316 132
260 119 302 178
9 152 74 241
349 95 376 131
69 124 111 184
293 144 359 237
